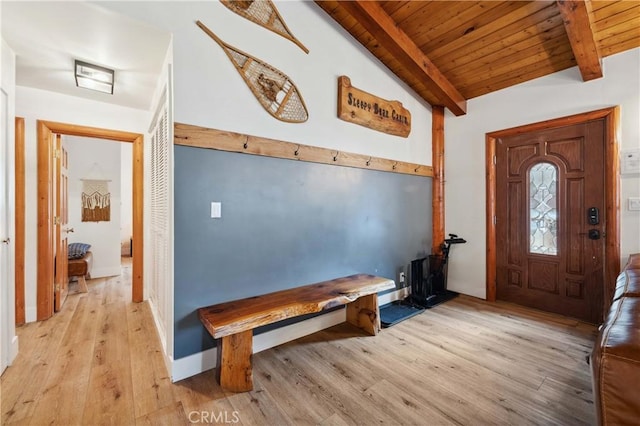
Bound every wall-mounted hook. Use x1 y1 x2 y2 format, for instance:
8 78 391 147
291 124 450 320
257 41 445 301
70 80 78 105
243 136 249 149
392 161 397 170
366 157 371 166
333 151 340 162
414 166 420 173
294 145 300 156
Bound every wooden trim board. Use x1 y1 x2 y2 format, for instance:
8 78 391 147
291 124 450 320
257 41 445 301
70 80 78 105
37 120 144 320
174 123 433 178
431 106 445 254
132 135 144 303
36 121 54 319
485 135 497 302
15 117 25 325
604 107 621 300
485 106 621 309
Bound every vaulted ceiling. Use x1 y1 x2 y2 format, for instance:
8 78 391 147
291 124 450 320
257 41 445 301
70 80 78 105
316 1 640 116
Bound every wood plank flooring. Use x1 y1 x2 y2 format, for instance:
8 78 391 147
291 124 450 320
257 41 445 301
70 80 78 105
1 260 597 425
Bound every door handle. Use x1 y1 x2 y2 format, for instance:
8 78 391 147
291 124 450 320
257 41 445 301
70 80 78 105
579 230 603 240
64 228 74 233
1 238 9 244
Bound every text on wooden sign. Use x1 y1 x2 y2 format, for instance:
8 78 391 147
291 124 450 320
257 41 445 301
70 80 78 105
337 76 411 138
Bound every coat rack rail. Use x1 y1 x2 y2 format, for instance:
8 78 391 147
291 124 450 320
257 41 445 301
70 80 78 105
174 123 433 178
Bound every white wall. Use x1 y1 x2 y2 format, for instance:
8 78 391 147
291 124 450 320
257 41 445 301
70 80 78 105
65 136 122 278
1 37 18 371
445 48 640 299
16 86 150 322
98 1 433 165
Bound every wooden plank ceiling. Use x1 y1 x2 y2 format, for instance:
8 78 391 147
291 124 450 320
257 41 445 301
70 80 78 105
316 1 640 116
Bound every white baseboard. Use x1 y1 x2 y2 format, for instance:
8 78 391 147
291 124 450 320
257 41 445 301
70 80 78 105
253 308 346 354
147 299 173 377
379 286 410 305
171 345 219 382
26 307 37 323
9 335 18 365
171 287 407 382
90 266 122 279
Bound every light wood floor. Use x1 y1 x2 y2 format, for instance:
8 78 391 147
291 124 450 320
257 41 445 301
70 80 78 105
2 260 598 425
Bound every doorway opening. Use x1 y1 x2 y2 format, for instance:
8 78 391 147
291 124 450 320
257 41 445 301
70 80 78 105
37 120 144 321
63 135 133 304
485 107 620 321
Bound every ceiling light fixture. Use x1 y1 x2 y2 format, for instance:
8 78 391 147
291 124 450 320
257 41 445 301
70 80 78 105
75 60 114 94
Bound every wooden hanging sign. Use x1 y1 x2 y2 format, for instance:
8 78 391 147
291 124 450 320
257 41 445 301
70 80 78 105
337 76 411 138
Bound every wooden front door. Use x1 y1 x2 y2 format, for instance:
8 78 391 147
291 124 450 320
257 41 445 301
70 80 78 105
54 134 70 312
495 119 605 323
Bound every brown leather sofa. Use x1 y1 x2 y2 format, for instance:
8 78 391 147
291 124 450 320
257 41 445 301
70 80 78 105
591 253 640 425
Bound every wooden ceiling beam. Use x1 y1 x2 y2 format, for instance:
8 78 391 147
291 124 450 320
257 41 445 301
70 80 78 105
333 0 467 116
557 0 603 81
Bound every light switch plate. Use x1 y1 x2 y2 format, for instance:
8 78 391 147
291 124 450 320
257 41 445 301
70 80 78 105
210 202 222 218
629 197 640 211
621 149 640 175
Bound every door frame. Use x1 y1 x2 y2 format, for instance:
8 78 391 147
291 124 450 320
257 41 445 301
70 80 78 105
485 107 620 311
15 117 25 325
37 120 144 320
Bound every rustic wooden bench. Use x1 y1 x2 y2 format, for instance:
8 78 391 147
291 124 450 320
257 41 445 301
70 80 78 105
198 274 395 392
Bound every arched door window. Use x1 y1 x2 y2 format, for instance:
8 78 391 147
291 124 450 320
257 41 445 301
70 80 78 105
529 162 558 255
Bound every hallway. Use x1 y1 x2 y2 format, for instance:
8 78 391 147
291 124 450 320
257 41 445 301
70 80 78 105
1 259 186 425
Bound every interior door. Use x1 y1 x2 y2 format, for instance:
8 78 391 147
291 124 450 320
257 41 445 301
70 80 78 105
495 120 605 323
0 90 9 371
54 134 70 312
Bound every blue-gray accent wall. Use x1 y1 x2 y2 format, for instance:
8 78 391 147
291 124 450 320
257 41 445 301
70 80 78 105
174 145 432 359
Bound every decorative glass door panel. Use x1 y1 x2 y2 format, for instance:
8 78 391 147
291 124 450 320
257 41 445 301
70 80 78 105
529 162 558 255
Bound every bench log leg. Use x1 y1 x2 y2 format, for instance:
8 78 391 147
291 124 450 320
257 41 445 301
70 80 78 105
346 294 381 336
217 330 253 392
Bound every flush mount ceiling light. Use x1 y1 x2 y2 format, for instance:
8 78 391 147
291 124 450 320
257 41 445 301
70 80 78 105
75 60 114 94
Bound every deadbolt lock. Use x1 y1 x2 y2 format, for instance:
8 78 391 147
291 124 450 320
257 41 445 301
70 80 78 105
588 229 601 240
